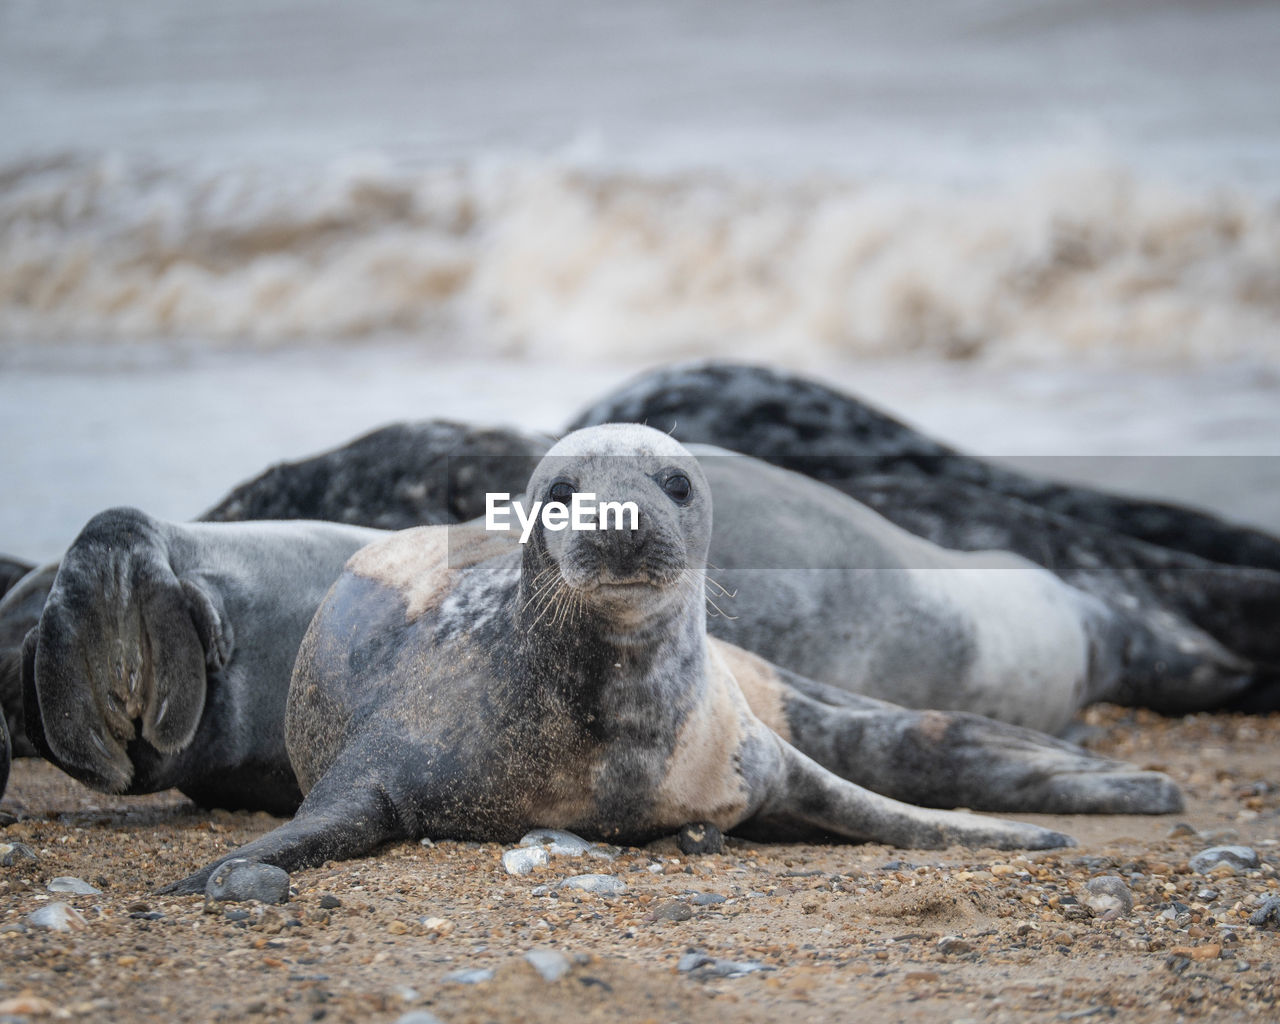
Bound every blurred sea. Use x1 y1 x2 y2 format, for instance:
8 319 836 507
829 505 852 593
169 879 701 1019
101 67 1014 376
1 0 1278 557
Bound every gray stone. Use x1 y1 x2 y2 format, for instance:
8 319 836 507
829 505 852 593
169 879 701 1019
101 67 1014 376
204 859 291 904
47 876 101 895
691 892 727 906
394 1012 443 1024
650 901 693 922
677 952 769 978
524 949 572 981
444 968 494 984
503 846 550 876
1084 875 1134 917
937 935 973 955
519 829 593 856
27 902 86 932
559 874 626 895
676 822 724 855
1188 846 1259 875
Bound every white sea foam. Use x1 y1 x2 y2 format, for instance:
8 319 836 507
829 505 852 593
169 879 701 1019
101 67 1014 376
2 155 1277 365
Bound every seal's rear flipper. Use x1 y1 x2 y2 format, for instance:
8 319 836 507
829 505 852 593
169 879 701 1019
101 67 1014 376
29 509 213 791
780 689 1182 815
160 764 405 895
746 739 1073 851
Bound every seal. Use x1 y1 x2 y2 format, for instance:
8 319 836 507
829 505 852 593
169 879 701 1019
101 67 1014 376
569 361 1280 682
0 420 550 771
200 420 549 528
0 562 58 759
0 556 33 602
22 509 382 814
21 445 1182 821
567 361 1280 571
164 425 1094 892
157 424 1187 885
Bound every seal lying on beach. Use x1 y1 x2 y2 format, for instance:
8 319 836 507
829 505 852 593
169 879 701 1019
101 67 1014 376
20 439 1183 822
570 361 1280 676
23 515 381 814
569 361 1280 572
0 422 548 766
163 425 1089 892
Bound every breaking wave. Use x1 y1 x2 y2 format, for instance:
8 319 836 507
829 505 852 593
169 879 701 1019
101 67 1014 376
2 153 1277 364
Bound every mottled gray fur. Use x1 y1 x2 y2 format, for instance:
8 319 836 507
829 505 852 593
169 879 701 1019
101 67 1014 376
162 427 1187 892
23 509 381 814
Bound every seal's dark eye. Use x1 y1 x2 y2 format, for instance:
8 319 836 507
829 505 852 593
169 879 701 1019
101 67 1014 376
548 480 575 504
663 474 692 502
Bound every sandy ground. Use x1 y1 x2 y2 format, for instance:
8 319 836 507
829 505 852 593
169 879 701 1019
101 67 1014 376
0 704 1277 1023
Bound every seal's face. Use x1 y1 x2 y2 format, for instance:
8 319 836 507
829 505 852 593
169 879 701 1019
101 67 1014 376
524 425 711 625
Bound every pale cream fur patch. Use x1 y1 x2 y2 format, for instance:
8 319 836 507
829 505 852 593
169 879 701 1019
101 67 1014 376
345 523 517 621
708 637 792 741
651 641 756 830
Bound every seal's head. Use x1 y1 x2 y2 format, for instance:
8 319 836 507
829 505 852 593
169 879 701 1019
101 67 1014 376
521 424 711 628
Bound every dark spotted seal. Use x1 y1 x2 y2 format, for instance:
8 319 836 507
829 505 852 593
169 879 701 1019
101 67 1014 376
567 361 1280 571
162 425 1192 891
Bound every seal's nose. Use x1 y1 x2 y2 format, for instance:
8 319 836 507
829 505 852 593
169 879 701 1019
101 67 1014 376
583 507 649 580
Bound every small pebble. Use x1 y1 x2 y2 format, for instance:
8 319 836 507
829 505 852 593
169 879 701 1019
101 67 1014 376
47 876 102 895
0 997 60 1017
649 901 693 923
394 1012 444 1024
936 936 972 955
1084 875 1134 917
503 846 550 876
525 949 571 981
690 892 727 906
0 842 38 867
204 859 291 904
519 829 592 856
559 873 626 895
444 968 494 984
1188 846 1259 875
318 894 342 910
28 902 87 932
677 952 769 978
676 822 724 855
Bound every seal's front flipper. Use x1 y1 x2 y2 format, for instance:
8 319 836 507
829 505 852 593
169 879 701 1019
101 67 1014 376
780 689 1182 815
746 739 1073 851
161 764 405 895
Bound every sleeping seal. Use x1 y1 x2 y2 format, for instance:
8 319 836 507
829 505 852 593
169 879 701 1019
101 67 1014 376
0 421 548 771
567 361 1280 571
22 510 382 814
569 361 1280 685
164 424 1090 892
